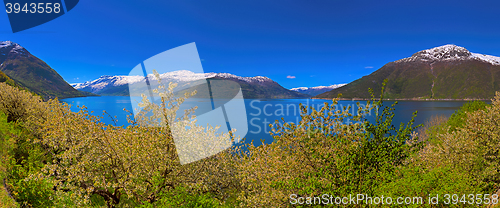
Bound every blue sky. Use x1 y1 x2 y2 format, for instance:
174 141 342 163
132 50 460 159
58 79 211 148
1 0 500 89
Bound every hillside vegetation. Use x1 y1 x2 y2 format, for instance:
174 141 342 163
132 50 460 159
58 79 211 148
1 78 500 207
0 41 87 100
0 71 15 87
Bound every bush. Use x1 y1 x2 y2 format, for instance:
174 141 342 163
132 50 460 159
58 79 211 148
139 186 226 208
236 80 422 207
446 100 489 132
418 93 500 195
0 110 55 207
376 164 482 207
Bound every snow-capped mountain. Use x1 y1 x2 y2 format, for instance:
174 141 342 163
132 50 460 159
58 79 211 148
72 70 307 98
71 70 273 93
0 41 86 99
396 44 500 65
290 84 347 96
0 41 28 57
317 44 500 100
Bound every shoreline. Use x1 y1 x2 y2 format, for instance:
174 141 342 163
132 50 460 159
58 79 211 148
312 97 491 101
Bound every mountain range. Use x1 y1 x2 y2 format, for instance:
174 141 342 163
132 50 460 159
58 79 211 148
316 44 500 100
2 41 499 101
291 84 346 96
0 41 88 99
72 70 309 99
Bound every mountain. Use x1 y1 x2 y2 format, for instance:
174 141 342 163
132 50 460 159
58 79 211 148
291 84 347 96
72 70 309 99
316 44 500 100
0 41 87 99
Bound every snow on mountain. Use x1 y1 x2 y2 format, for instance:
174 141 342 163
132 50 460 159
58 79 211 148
0 40 28 56
396 44 500 65
71 70 273 94
213 73 272 83
71 75 144 93
291 84 347 96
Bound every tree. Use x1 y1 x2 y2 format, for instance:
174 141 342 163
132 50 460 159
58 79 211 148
33 70 238 207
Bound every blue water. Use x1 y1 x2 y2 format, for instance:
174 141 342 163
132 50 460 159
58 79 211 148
61 96 484 146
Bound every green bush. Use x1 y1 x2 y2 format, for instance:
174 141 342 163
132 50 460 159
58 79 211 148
376 164 482 207
446 100 489 132
139 186 226 208
0 111 55 207
236 80 423 207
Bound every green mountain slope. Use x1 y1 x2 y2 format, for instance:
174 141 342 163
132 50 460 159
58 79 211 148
316 45 500 100
0 41 87 99
0 71 15 87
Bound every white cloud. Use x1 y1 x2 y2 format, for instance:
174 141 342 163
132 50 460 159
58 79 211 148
365 66 374 69
287 75 296 79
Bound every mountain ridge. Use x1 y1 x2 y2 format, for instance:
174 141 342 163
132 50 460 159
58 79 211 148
0 41 87 99
72 70 308 99
290 84 347 96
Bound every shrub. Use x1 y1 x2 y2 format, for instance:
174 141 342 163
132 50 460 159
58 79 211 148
419 92 500 194
236 80 422 207
446 100 489 132
375 164 481 208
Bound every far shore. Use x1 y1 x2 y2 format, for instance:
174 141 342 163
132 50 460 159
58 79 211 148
312 97 491 101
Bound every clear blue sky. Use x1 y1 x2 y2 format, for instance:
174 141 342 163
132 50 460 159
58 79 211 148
1 0 500 89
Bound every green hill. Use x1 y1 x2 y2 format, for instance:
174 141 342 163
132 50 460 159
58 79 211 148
0 41 87 100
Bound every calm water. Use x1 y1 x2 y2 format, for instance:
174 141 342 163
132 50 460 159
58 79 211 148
61 96 485 146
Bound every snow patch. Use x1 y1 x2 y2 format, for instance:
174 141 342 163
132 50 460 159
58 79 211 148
290 84 347 91
71 70 273 93
396 44 500 66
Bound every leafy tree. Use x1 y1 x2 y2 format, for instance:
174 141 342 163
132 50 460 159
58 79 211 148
15 71 239 207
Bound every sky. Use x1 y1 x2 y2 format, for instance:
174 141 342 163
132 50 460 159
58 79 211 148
1 0 500 89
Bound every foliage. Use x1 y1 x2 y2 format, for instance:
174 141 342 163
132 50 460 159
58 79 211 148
139 185 226 208
0 112 19 207
415 114 448 143
379 99 495 207
0 82 46 123
0 72 241 207
28 70 239 207
235 80 422 207
2 70 500 207
418 92 500 194
0 110 56 207
375 164 481 208
0 70 16 87
446 100 489 132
